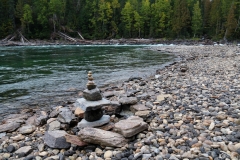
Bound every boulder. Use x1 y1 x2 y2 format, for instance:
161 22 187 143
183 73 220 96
77 115 110 129
83 88 102 101
44 130 71 149
78 128 127 147
74 98 111 111
57 108 75 123
114 116 148 138
18 125 36 134
0 122 21 133
119 97 138 105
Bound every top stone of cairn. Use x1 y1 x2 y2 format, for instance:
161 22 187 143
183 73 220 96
87 71 96 90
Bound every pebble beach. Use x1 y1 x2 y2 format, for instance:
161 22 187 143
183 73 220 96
0 45 239 160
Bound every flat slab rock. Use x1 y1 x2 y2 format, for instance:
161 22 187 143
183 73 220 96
74 98 111 111
78 128 127 147
77 115 110 129
0 122 21 133
114 116 148 138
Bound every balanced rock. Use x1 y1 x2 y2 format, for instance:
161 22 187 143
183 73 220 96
74 98 111 112
114 116 148 137
83 88 102 101
78 127 127 147
44 130 71 149
77 115 110 129
84 108 103 122
180 63 188 72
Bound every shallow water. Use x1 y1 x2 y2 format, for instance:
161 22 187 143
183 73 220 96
0 45 175 116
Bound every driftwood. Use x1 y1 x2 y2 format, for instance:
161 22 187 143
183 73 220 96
57 31 77 42
1 30 29 43
77 32 84 40
17 31 29 43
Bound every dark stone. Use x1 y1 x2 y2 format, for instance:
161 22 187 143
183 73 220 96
64 150 75 156
115 152 122 159
235 148 240 154
121 158 128 160
84 108 103 122
83 88 102 101
59 153 65 160
6 145 15 153
17 152 26 158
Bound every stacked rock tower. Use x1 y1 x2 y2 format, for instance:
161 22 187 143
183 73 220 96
75 71 111 128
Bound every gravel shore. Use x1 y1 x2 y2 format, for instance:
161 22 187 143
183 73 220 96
0 45 239 160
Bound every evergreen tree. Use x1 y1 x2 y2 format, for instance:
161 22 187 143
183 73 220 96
121 1 133 37
172 0 191 37
225 3 237 39
191 1 202 37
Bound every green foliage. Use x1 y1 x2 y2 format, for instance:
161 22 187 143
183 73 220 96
191 1 202 37
0 0 240 40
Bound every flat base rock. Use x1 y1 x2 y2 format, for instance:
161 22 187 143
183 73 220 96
78 127 127 147
44 130 71 149
74 98 111 111
114 116 148 138
83 88 102 101
77 115 110 129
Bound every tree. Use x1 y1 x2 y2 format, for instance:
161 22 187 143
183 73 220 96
150 0 172 37
209 0 222 38
225 3 237 39
121 1 133 37
140 0 150 37
191 1 202 37
133 11 142 37
202 0 211 36
23 4 33 34
172 0 191 37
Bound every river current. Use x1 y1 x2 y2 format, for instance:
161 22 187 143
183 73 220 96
0 45 175 117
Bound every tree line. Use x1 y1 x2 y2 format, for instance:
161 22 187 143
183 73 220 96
0 0 240 41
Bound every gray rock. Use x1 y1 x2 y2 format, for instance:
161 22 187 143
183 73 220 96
83 88 102 101
77 115 110 129
119 97 138 105
44 130 71 149
114 116 148 137
18 125 36 134
78 128 127 147
0 122 20 133
0 132 6 138
47 120 61 131
35 111 48 126
57 108 75 123
74 98 111 111
130 104 149 113
15 146 32 155
102 101 121 115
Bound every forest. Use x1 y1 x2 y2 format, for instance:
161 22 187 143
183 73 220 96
0 0 240 41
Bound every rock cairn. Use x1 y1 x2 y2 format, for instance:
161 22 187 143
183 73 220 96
75 71 111 128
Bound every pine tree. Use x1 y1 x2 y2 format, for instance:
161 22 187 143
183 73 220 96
225 3 237 39
172 0 191 37
191 1 202 38
121 1 133 37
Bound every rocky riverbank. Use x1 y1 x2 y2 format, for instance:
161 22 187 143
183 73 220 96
0 45 239 160
0 38 218 46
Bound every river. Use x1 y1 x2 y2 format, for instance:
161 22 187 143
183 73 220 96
0 45 175 117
